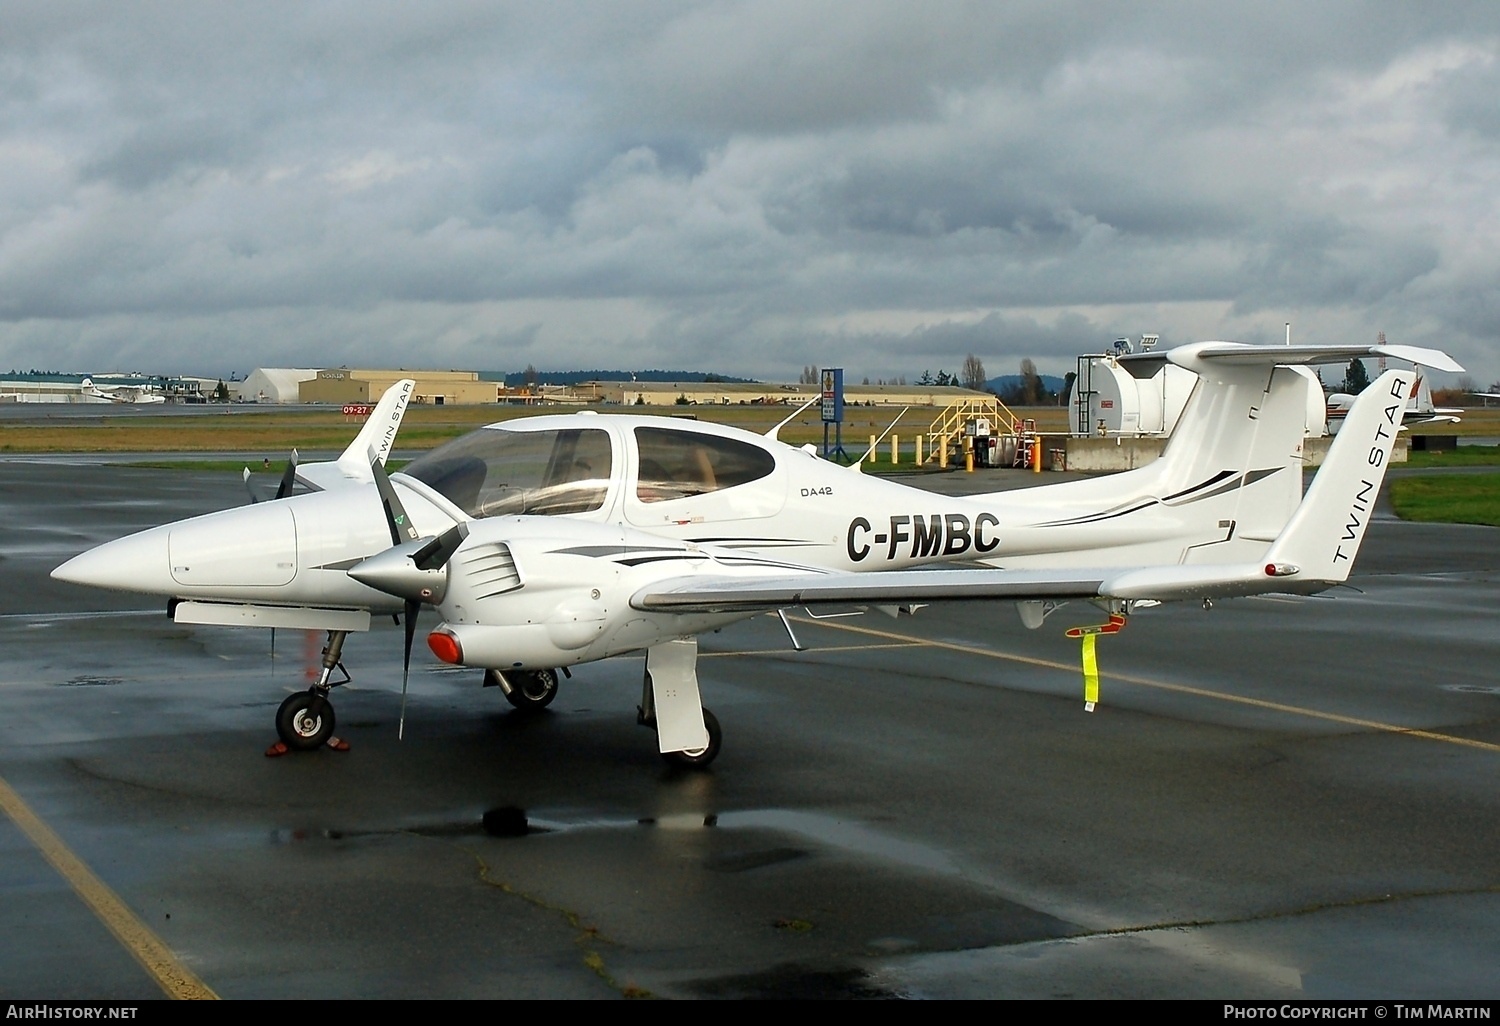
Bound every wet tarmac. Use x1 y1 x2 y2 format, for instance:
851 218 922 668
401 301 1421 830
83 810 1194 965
1 458 1497 999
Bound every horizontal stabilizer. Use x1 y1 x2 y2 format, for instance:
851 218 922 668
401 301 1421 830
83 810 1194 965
1120 341 1464 376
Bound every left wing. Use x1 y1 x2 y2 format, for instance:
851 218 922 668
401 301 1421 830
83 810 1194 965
634 367 1412 615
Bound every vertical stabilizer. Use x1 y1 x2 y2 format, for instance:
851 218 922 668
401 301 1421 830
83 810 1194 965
1149 357 1309 544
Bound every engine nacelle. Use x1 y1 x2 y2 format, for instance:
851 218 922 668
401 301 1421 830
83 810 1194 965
425 516 758 670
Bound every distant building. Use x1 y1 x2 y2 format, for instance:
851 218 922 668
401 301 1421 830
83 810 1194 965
237 368 319 403
298 368 497 405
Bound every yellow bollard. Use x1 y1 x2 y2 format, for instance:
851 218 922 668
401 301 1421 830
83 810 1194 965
869 435 877 463
891 434 899 465
1034 438 1042 474
964 437 974 473
916 435 924 466
939 438 948 468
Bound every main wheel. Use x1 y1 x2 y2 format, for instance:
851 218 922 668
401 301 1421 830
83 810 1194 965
661 708 721 770
503 668 559 711
276 691 336 751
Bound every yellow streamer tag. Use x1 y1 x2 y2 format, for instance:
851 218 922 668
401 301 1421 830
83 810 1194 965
1081 632 1099 712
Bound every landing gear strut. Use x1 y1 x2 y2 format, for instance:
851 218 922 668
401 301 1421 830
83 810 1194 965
273 629 351 752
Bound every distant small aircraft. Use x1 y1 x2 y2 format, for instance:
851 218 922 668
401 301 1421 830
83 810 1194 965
1326 367 1460 434
54 341 1459 767
81 377 167 405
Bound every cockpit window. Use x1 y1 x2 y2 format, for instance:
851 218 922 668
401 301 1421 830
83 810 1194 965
401 427 612 517
634 427 776 504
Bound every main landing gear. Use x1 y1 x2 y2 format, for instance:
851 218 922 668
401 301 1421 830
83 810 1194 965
638 637 722 769
484 667 560 711
486 657 720 767
270 629 351 754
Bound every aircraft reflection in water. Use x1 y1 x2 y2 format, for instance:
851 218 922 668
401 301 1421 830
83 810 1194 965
54 340 1461 767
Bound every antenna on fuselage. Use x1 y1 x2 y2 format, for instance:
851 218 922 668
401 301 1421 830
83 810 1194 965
765 395 821 441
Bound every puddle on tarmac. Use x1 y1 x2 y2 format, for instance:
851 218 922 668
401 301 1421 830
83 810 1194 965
494 806 962 878
268 805 960 882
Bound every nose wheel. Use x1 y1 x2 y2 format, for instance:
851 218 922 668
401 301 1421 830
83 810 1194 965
276 690 336 750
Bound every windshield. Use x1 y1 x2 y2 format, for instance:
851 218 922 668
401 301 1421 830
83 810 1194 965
401 427 613 518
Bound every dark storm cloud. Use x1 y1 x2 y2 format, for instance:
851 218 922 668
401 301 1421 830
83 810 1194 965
0 2 1497 383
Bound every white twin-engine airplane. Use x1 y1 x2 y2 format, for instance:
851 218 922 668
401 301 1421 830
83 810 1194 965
53 340 1461 767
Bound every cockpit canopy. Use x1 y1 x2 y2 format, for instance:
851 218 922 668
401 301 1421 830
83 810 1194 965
402 427 612 518
399 421 781 521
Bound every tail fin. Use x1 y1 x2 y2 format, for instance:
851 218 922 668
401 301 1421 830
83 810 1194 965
1262 368 1411 583
992 354 1314 562
1148 360 1309 548
335 379 416 479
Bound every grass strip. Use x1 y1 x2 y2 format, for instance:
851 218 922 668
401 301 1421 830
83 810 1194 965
1405 445 1500 468
1389 473 1500 527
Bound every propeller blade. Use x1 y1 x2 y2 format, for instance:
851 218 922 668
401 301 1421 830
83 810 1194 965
399 598 419 741
242 467 257 504
412 522 470 571
370 449 420 545
274 449 299 500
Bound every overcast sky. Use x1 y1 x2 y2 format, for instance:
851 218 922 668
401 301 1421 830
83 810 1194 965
2 1 1497 385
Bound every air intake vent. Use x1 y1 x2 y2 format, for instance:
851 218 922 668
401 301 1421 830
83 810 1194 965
460 542 523 599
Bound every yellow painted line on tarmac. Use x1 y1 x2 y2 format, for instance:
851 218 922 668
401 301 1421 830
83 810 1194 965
0 776 218 999
786 615 1500 755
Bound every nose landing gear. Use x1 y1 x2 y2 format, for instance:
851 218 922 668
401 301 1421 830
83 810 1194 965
268 629 352 755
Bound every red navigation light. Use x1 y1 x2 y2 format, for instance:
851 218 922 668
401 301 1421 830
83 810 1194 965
427 630 462 665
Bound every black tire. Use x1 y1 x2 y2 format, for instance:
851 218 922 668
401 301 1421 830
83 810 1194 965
276 691 335 751
662 708 721 770
504 668 558 711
